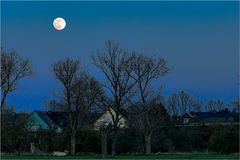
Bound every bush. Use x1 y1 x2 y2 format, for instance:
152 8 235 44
116 129 145 154
1 112 239 155
33 130 54 152
52 130 70 151
152 129 175 153
209 125 239 154
1 112 31 154
76 130 101 153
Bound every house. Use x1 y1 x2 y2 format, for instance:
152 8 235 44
182 108 236 126
182 110 216 124
93 108 128 130
29 111 69 132
29 109 127 132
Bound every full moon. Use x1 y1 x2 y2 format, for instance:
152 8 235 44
53 17 66 30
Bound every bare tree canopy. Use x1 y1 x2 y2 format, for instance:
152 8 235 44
53 58 80 91
228 98 240 113
92 41 136 105
178 91 196 114
1 49 33 110
206 100 225 112
167 91 196 116
193 101 204 112
167 93 179 116
128 53 169 106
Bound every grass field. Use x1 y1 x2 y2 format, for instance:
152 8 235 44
1 154 239 160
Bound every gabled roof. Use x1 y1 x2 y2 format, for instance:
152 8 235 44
44 111 69 127
33 110 103 129
182 112 194 118
194 111 216 118
34 111 58 128
183 109 232 119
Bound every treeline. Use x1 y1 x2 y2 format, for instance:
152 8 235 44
1 112 239 155
1 41 239 156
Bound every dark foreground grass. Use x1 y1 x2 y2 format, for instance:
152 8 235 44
1 154 239 160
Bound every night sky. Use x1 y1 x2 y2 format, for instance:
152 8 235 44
1 1 239 112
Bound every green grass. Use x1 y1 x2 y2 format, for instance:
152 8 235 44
1 154 239 160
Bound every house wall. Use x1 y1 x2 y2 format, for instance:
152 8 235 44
94 109 127 130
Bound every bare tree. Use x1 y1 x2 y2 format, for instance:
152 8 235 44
167 91 196 116
92 41 136 156
127 53 169 154
193 101 204 112
227 75 240 112
206 100 225 112
52 58 79 154
228 98 239 112
52 58 102 155
177 91 195 115
1 49 33 110
167 93 179 116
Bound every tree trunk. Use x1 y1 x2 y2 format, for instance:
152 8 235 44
111 135 117 157
101 130 108 158
70 134 76 155
30 143 36 154
145 133 152 155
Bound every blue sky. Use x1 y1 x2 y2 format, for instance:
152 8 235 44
1 1 239 112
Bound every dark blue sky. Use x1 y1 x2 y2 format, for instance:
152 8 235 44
1 1 239 112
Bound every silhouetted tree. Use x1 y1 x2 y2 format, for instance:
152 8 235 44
193 101 204 112
227 98 239 113
52 58 79 154
92 41 136 156
167 91 196 116
127 53 169 154
167 93 179 116
206 100 225 112
52 58 103 154
1 49 33 110
178 91 195 115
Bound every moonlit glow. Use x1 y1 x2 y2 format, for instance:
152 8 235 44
53 17 66 30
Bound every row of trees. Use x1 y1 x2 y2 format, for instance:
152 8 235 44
50 41 170 156
1 41 239 156
167 92 239 116
1 115 239 155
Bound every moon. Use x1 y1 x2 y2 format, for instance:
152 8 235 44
53 17 66 30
